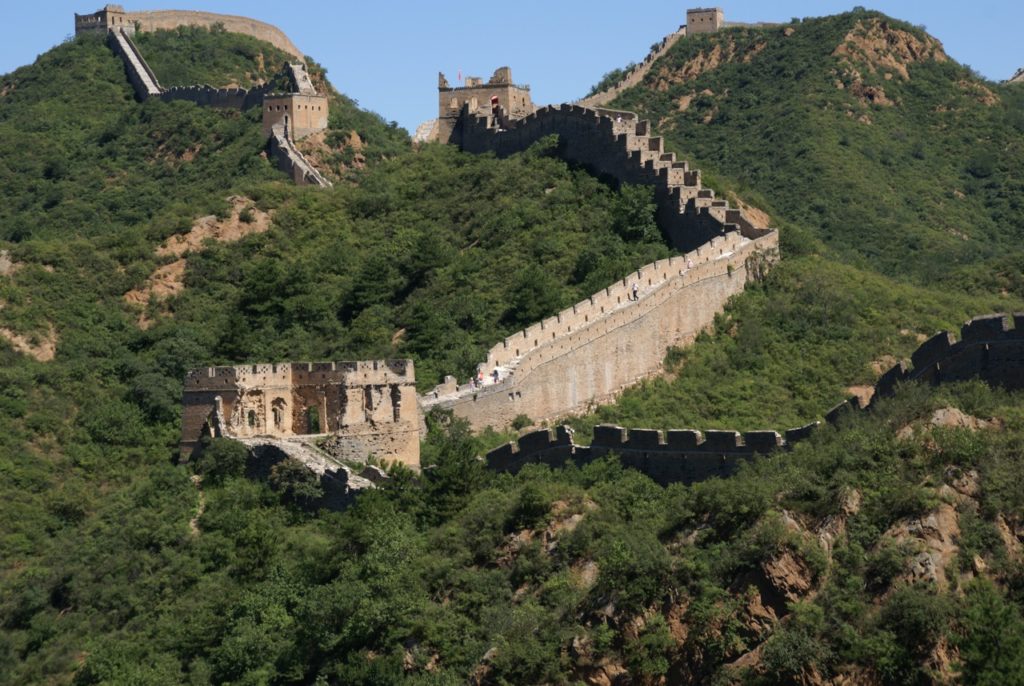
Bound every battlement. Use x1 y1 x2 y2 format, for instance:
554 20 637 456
453 102 774 252
427 92 778 432
82 7 331 186
159 83 273 110
487 313 1024 485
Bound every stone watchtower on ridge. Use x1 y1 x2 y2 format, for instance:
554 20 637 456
686 7 724 34
437 67 535 145
75 4 134 35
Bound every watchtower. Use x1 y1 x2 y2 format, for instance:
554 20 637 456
437 66 535 144
75 4 134 36
262 93 330 140
686 7 724 34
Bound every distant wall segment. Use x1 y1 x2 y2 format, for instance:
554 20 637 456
127 10 303 58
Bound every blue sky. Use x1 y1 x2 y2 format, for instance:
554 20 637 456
4 2 1022 132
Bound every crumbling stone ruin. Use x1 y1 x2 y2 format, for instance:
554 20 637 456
180 360 420 468
75 5 331 186
435 67 536 144
488 313 1024 483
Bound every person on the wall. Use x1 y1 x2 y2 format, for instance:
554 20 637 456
632 282 639 302
492 368 500 384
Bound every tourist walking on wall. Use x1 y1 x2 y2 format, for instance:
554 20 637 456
631 282 639 302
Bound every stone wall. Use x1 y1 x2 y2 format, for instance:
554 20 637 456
180 359 417 467
159 83 272 109
268 125 332 187
455 103 773 253
107 28 161 99
487 313 1024 484
577 26 687 109
126 9 304 58
422 231 777 430
433 100 778 431
262 93 330 140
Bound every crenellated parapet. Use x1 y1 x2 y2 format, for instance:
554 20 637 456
577 26 688 109
487 314 1024 484
421 231 778 430
159 83 274 110
454 102 773 253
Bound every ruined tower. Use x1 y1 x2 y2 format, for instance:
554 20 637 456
180 360 420 467
437 67 535 144
75 4 134 35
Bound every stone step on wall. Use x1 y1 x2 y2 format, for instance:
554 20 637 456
268 125 332 188
108 29 161 99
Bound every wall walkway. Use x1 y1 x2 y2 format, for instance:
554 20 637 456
108 28 161 99
269 125 332 187
421 231 776 430
127 9 304 58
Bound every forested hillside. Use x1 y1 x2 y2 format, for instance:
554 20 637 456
2 9 1024 685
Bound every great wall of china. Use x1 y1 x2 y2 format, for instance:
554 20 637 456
73 5 1010 497
77 5 331 187
487 313 1024 484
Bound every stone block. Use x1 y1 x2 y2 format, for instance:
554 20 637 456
626 428 664 449
874 361 908 399
703 430 742 451
743 430 782 454
784 422 819 444
667 429 703 450
824 400 852 425
517 428 555 454
487 443 518 471
593 424 627 448
961 314 1009 342
911 331 955 372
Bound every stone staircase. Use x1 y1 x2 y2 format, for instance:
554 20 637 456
108 28 162 98
287 62 317 94
577 25 687 108
269 124 333 187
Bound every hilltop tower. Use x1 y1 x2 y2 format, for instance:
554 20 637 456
75 4 133 35
686 7 724 34
437 67 535 144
